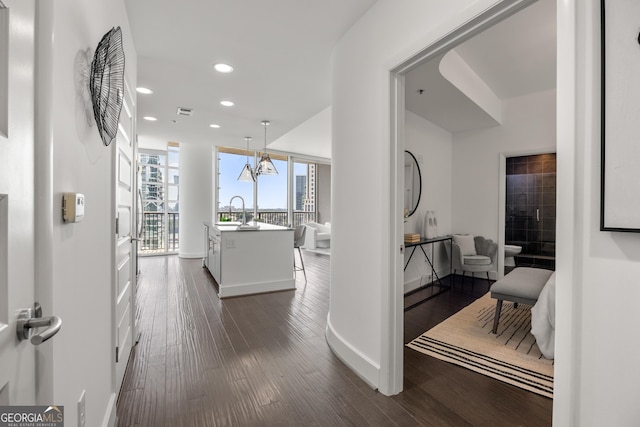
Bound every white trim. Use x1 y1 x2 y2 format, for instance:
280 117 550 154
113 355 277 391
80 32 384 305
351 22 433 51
34 0 55 404
217 278 295 299
553 0 580 424
101 392 117 427
287 156 293 226
177 251 204 259
289 154 331 166
386 0 539 397
403 266 450 294
403 278 423 294
325 313 380 389
137 148 165 157
381 71 404 396
267 148 331 165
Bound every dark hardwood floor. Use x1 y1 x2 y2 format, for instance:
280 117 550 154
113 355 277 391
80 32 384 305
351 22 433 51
116 253 552 426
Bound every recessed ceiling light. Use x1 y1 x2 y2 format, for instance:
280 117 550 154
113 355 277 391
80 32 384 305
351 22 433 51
209 124 221 128
220 100 234 107
143 116 157 121
136 87 153 94
213 63 234 73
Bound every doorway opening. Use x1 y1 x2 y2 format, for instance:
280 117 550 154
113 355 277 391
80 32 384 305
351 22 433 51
387 0 557 398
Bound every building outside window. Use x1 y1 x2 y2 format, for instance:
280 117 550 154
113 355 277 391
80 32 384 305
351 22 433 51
138 143 180 254
256 157 288 225
293 160 317 226
216 147 319 227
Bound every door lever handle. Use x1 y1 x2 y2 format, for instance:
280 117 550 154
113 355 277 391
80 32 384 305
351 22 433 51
16 304 62 345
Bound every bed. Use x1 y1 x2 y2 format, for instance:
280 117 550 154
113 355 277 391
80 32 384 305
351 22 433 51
531 271 556 359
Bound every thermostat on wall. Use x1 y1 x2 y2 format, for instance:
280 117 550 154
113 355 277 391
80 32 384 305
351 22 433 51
62 193 85 223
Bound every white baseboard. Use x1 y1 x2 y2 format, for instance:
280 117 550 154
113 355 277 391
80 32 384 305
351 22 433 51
178 251 204 259
454 270 498 282
101 392 117 427
403 277 423 294
404 267 449 293
325 313 380 390
218 278 295 298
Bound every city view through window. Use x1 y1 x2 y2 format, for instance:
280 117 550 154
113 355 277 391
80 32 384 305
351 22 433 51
138 144 180 254
137 146 322 256
217 149 318 227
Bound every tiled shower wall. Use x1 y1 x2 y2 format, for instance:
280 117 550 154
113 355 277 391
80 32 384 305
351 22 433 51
505 153 556 267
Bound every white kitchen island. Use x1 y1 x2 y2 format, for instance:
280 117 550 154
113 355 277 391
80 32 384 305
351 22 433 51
203 222 295 298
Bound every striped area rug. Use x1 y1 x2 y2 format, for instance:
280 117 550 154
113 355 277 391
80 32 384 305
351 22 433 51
407 293 554 398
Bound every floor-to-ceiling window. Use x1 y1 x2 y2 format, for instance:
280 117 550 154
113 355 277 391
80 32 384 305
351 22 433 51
256 157 288 225
216 147 323 227
138 143 180 254
218 149 255 221
292 159 318 226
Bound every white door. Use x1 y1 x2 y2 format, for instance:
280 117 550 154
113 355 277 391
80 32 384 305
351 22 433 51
114 79 136 390
0 0 38 404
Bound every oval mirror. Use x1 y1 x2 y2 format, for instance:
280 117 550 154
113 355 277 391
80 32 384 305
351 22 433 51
404 150 422 217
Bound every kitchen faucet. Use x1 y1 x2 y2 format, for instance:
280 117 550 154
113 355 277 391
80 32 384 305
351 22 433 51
229 196 247 224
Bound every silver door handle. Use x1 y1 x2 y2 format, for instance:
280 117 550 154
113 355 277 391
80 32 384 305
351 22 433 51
16 303 62 345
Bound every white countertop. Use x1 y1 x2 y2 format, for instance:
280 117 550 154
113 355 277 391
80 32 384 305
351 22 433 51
204 221 291 232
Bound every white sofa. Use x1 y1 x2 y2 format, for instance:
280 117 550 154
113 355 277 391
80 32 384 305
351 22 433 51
303 222 331 249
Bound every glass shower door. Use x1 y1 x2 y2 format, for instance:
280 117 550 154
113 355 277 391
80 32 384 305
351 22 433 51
505 153 556 269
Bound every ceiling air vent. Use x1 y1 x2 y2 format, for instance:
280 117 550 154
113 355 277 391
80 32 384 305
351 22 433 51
176 107 193 116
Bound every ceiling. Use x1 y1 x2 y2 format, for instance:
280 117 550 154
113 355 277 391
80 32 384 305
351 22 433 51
405 0 557 133
126 0 556 155
124 0 376 154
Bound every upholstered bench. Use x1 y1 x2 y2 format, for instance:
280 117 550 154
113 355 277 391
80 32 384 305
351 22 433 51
490 267 554 334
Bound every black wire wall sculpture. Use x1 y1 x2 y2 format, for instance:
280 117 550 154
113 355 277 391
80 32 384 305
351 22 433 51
90 26 125 146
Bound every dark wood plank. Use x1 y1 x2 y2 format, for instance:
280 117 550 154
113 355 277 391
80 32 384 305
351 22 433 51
116 253 552 426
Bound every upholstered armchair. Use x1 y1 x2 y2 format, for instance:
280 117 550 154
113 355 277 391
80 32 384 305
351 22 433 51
303 222 331 249
449 235 498 286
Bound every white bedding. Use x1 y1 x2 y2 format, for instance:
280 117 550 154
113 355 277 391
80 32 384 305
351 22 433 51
531 271 556 359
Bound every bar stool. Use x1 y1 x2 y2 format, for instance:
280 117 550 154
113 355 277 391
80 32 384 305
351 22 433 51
293 225 307 283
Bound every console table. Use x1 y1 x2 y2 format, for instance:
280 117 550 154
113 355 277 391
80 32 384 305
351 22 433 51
404 235 452 311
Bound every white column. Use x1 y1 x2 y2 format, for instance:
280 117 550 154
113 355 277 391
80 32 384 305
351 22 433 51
179 143 213 258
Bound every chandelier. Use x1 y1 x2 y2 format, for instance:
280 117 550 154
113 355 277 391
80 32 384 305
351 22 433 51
255 120 278 176
237 136 256 182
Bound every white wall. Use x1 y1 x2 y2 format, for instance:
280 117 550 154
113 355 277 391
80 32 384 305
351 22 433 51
270 107 332 159
48 1 136 426
329 0 517 392
138 135 168 151
179 143 213 258
403 111 453 291
557 1 640 425
452 89 557 241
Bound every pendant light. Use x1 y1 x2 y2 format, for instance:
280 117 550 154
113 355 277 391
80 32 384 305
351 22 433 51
237 136 256 182
256 120 278 176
